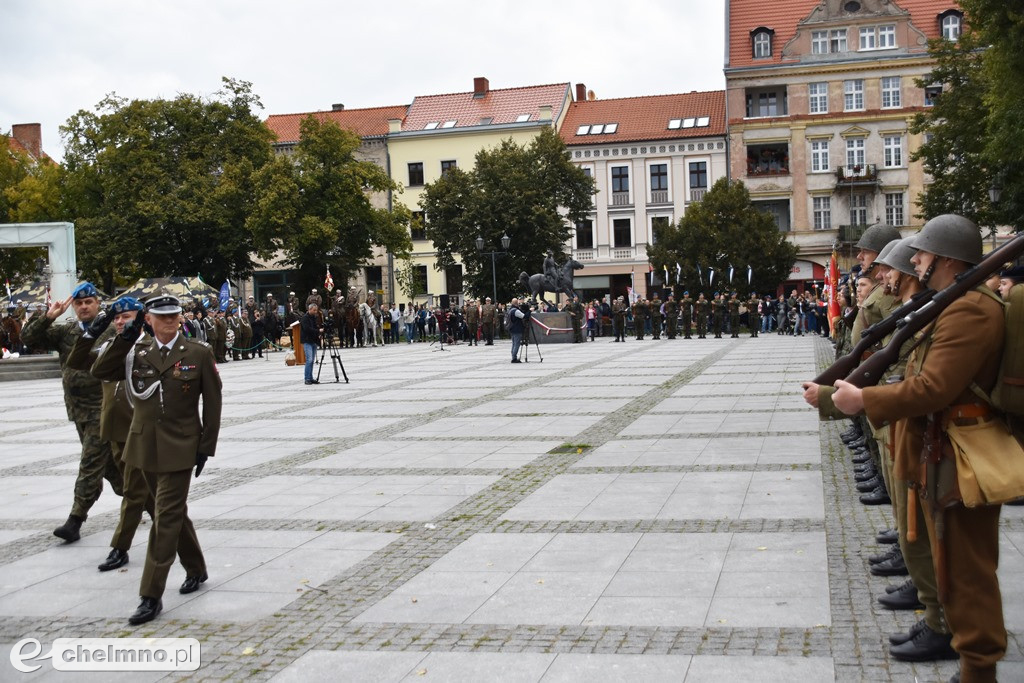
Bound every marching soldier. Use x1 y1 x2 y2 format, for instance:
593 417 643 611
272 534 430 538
729 293 741 338
650 294 663 340
21 282 124 543
481 297 496 345
92 294 221 625
694 293 708 339
664 294 678 339
632 297 648 341
612 296 627 342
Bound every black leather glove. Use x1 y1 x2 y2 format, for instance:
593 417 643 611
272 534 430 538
194 453 209 478
120 309 145 342
84 311 112 339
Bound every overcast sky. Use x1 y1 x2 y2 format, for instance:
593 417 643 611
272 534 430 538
2 0 726 161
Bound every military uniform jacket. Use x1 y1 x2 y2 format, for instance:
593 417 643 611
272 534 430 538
650 299 663 320
92 334 223 472
729 299 741 316
664 300 678 318
852 283 896 344
683 297 696 318
464 305 480 326
67 328 133 443
631 301 648 320
612 302 627 320
22 315 103 421
480 304 496 324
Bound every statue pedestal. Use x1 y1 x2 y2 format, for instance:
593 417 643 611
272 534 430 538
528 312 574 344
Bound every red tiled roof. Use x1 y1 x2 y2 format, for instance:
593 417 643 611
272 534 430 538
264 105 409 143
727 0 961 70
5 134 51 163
560 91 726 146
401 83 570 132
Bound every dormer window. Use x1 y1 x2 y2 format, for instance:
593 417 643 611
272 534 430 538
940 11 962 41
752 28 773 58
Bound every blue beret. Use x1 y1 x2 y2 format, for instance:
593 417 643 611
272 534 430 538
72 282 100 300
683 291 689 295
110 296 144 314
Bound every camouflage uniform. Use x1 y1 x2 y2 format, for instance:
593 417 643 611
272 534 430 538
664 297 678 339
748 296 760 337
649 296 663 339
682 295 695 339
694 296 709 338
22 316 123 524
632 300 648 340
612 299 627 342
729 296 741 338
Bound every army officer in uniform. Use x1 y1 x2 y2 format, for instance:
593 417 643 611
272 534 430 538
92 294 222 625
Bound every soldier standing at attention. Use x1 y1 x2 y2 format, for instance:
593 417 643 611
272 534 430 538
481 297 496 345
213 310 228 363
464 298 480 346
748 293 760 338
92 294 221 625
239 311 253 359
694 293 708 339
664 294 678 339
567 295 584 343
22 282 124 543
681 291 694 339
712 293 725 339
729 293 741 338
632 298 648 341
649 293 663 339
227 309 242 361
612 296 627 342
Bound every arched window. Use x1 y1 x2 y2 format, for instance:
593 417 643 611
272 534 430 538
940 11 962 41
752 28 773 58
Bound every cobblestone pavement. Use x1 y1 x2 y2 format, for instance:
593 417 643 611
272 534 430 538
1 335 1022 681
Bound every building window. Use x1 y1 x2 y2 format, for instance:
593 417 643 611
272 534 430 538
809 82 828 114
878 24 896 48
859 27 876 50
813 196 832 230
846 138 866 167
445 264 463 295
611 166 629 192
410 211 426 241
745 87 788 118
924 85 942 107
810 140 830 172
831 28 848 52
811 31 828 54
883 135 903 168
415 265 428 293
613 218 632 248
651 216 670 244
753 30 772 58
850 194 869 226
881 77 901 108
689 161 708 188
440 160 457 176
575 220 594 249
408 162 424 186
844 80 864 111
650 163 668 191
746 143 790 175
942 13 962 41
860 25 895 50
885 192 905 226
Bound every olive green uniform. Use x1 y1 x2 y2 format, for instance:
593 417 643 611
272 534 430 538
612 301 627 342
728 298 741 338
694 297 708 338
712 298 726 338
22 316 123 521
664 298 678 339
649 297 663 339
481 303 496 345
632 300 648 340
682 296 695 338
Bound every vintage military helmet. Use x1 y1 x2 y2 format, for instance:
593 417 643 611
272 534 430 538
856 223 903 254
875 237 919 277
909 214 983 265
873 238 900 267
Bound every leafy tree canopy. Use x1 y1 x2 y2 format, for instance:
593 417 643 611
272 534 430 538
647 178 797 297
419 127 595 303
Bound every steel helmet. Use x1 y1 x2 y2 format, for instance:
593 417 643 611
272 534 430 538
909 214 983 265
856 223 903 253
875 237 918 277
873 238 901 267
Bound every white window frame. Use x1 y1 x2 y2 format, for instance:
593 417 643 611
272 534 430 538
883 135 904 168
754 31 771 58
881 76 901 109
830 29 847 52
878 24 896 48
811 31 828 54
646 160 671 202
609 165 631 203
850 194 869 226
809 82 829 114
810 140 830 173
844 80 864 111
942 14 962 41
813 196 832 231
859 27 876 50
846 138 866 168
885 192 905 227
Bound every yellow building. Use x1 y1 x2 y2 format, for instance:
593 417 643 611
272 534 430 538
387 77 573 306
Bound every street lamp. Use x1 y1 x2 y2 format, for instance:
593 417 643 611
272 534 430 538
989 185 1002 251
476 233 511 304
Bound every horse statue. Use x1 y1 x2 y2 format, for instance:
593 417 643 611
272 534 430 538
519 258 584 306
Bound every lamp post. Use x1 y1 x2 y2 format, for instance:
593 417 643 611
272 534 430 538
475 233 511 304
989 185 1002 251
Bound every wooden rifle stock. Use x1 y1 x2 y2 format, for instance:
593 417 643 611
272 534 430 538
843 231 1024 389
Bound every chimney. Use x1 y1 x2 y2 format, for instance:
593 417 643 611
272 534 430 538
387 119 402 134
11 123 42 159
473 76 489 98
538 105 552 122
331 103 345 111
575 84 587 101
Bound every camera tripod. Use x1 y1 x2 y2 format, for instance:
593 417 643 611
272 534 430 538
430 312 451 352
316 331 349 383
520 314 543 363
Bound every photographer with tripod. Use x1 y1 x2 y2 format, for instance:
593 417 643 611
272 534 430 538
507 297 530 363
300 304 322 385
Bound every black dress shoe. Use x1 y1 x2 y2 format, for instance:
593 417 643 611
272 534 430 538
878 581 924 610
869 545 901 565
890 618 927 645
875 528 899 544
128 597 163 625
871 553 909 576
889 623 957 661
180 573 208 594
854 469 877 483
886 578 914 594
856 476 881 492
846 438 867 449
860 487 891 505
98 548 129 572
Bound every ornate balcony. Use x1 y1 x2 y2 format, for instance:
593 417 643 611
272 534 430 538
611 191 631 206
611 247 635 260
835 164 878 188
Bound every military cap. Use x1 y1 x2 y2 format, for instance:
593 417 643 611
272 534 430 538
683 291 689 295
110 296 144 314
1002 265 1024 282
72 282 100 300
146 294 182 315
248 295 254 300
266 293 273 297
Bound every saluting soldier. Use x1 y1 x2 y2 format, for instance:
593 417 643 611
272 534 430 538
632 298 648 341
92 294 222 626
694 293 708 339
729 293 741 338
481 297 496 345
612 296 627 342
664 294 678 339
650 294 663 340
22 282 124 543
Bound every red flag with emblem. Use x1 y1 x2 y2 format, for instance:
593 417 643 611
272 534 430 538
828 248 840 333
324 267 334 292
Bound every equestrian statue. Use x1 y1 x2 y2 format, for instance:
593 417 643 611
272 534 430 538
519 251 584 306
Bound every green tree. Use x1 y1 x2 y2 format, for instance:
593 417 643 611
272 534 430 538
647 178 797 297
909 32 994 224
60 78 276 293
394 257 426 300
249 115 411 296
420 127 595 303
0 133 62 286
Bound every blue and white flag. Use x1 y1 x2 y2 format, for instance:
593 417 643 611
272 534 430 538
747 265 753 284
219 280 230 311
728 265 734 284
